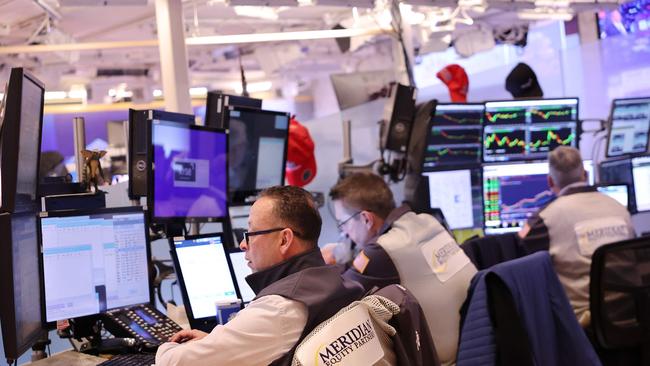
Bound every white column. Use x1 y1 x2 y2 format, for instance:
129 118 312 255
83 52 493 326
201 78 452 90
155 0 192 114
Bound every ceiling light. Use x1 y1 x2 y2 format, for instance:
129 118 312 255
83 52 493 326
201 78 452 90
235 81 272 94
44 91 68 100
518 7 574 21
186 27 385 46
234 6 280 20
153 89 163 97
399 3 427 25
297 0 313 5
189 87 208 97
534 0 570 7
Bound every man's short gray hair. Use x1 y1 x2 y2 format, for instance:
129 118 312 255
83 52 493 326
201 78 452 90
548 146 585 189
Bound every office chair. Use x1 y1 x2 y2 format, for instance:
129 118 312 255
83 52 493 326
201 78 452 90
590 236 650 366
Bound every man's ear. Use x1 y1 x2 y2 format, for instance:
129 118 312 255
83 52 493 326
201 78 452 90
547 175 555 190
279 228 295 255
360 211 374 230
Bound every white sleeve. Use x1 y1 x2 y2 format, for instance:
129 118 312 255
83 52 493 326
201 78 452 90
155 295 308 366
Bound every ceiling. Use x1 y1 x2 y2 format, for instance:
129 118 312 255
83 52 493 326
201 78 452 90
0 0 624 102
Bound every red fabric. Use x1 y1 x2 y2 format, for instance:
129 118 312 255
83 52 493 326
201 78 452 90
436 64 469 103
285 117 317 187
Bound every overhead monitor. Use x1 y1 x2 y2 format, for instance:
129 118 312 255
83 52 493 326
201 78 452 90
169 234 240 330
330 70 395 111
0 67 45 213
632 155 650 212
226 106 290 204
421 167 483 230
150 120 228 223
606 97 650 157
483 160 594 234
483 98 579 163
40 207 151 323
422 103 484 171
0 212 46 362
227 248 255 304
596 184 630 210
599 157 635 212
204 92 262 129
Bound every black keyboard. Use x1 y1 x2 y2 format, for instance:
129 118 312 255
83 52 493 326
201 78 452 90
98 353 156 366
103 303 183 346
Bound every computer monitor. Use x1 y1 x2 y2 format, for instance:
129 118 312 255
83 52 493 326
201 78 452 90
150 120 228 223
421 167 483 230
0 212 46 362
227 248 255 304
169 234 240 331
599 157 635 212
204 92 262 129
483 98 579 163
606 97 650 157
226 106 290 204
483 160 594 234
632 155 650 212
596 184 630 211
422 103 484 170
40 207 151 323
0 67 45 213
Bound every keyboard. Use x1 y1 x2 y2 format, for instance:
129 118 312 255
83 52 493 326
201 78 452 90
98 353 156 366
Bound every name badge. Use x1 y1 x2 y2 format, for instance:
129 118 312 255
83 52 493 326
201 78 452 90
574 217 630 256
420 231 469 283
295 305 384 366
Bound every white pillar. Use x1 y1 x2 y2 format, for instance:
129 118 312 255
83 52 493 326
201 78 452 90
155 0 192 114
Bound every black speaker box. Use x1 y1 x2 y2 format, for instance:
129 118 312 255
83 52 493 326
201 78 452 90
381 83 417 153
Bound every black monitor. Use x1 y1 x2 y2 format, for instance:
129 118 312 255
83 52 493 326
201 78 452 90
483 98 580 163
632 155 650 212
0 67 45 213
40 207 151 323
127 109 195 199
204 92 262 129
150 120 228 223
421 166 483 230
422 103 484 170
226 106 290 204
606 97 650 157
169 234 240 331
0 212 46 363
596 183 631 211
227 248 255 304
599 157 635 212
483 160 595 234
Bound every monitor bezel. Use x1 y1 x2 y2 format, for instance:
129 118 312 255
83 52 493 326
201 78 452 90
225 246 255 304
422 103 485 172
148 120 229 224
0 211 47 361
481 97 581 163
598 157 636 213
225 106 290 205
605 97 650 158
595 182 632 213
168 232 242 331
37 206 153 327
631 154 650 213
0 68 45 214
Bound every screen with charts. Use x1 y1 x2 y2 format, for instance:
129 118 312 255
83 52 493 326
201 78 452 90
41 208 150 322
483 99 579 162
151 120 228 222
171 235 239 320
607 97 650 157
596 184 630 209
483 160 594 234
227 107 290 203
228 250 255 303
422 168 482 230
632 156 650 212
422 104 484 170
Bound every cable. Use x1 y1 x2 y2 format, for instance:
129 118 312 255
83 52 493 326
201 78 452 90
47 344 51 357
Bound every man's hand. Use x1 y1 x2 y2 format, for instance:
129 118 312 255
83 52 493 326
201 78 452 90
168 329 208 343
321 243 339 265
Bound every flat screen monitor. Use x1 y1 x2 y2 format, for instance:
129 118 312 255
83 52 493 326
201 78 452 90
483 98 579 163
227 249 255 304
0 212 46 362
226 106 290 203
204 92 262 129
596 183 630 210
422 103 484 171
632 155 650 212
483 160 594 234
169 234 239 330
421 167 483 230
0 68 45 213
150 120 228 223
330 70 395 111
606 97 650 157
40 207 151 323
599 157 635 212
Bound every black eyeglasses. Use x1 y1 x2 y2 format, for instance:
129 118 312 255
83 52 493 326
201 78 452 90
336 211 362 229
243 227 302 245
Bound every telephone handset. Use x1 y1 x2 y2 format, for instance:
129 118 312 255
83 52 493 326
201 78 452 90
102 303 183 349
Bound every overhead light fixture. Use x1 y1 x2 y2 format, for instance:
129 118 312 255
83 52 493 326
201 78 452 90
235 81 272 94
186 27 385 46
518 7 574 21
534 0 570 7
189 87 208 97
233 6 280 20
44 91 68 100
297 0 313 5
153 89 163 97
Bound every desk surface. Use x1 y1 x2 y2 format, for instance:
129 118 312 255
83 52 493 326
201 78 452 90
26 350 106 366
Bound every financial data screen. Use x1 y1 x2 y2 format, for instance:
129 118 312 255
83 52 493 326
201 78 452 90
483 99 579 162
172 235 239 319
41 210 149 322
423 168 482 230
607 98 650 157
422 104 483 170
596 184 629 209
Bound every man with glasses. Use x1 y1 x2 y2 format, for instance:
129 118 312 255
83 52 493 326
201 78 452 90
156 186 364 366
329 172 476 366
